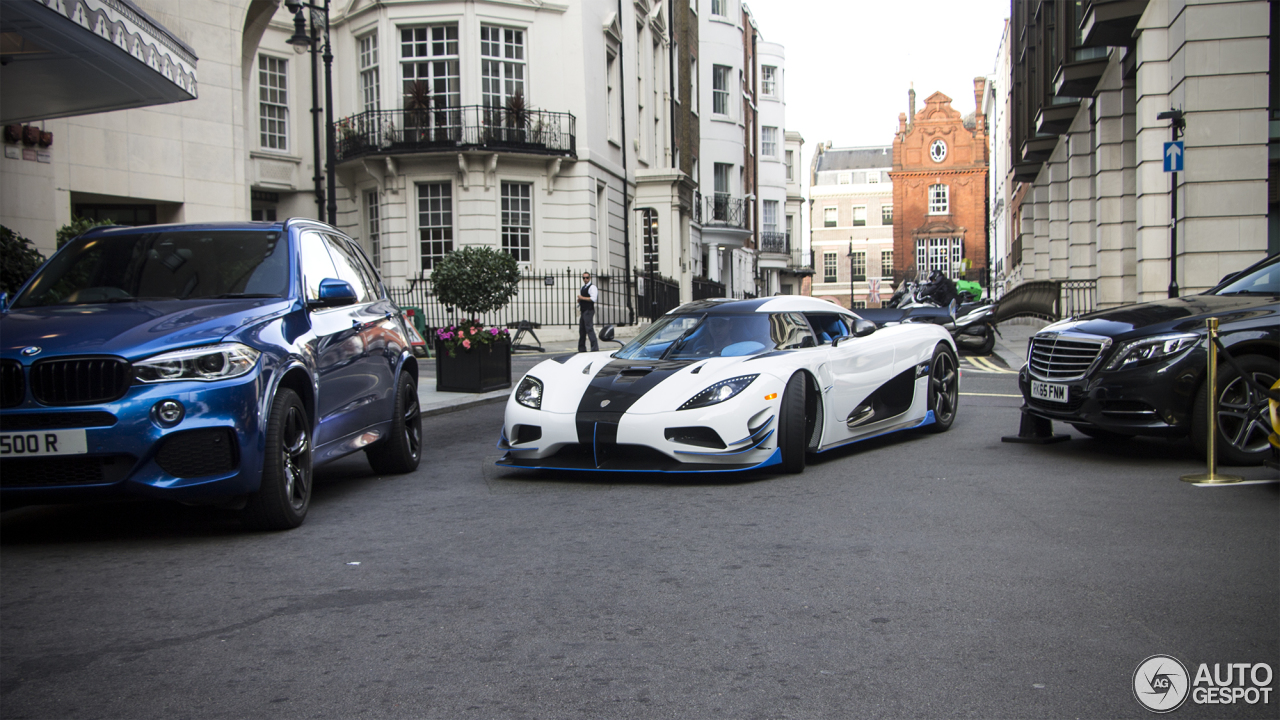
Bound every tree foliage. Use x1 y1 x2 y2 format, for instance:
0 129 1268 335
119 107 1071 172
57 216 114 248
0 226 46 296
430 246 521 316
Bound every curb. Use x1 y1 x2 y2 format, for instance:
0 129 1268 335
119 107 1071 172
420 392 509 418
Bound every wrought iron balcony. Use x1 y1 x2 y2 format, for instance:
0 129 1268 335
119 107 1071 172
759 231 788 254
704 194 749 230
334 106 576 162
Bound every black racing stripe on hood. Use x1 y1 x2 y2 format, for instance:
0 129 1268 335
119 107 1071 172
576 358 696 420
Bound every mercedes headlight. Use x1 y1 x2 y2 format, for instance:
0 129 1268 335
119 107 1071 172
134 343 261 383
679 374 759 411
1104 333 1200 371
515 375 543 409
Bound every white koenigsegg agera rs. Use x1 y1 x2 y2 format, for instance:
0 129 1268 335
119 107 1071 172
497 296 959 474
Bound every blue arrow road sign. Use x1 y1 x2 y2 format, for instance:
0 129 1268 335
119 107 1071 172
1164 141 1184 172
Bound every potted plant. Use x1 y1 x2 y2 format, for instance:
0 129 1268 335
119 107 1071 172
505 91 528 144
430 246 521 393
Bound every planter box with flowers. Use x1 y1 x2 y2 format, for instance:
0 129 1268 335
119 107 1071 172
427 245 522 393
434 320 512 393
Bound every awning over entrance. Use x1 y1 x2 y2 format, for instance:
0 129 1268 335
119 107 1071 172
0 0 197 125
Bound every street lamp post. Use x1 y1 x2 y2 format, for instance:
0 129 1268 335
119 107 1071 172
286 0 336 226
847 240 855 310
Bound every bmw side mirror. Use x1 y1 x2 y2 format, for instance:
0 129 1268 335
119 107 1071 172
0 292 8 312
309 278 357 309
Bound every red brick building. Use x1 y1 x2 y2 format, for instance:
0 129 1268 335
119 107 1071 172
889 81 989 284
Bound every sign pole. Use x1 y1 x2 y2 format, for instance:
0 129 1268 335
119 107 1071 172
1157 109 1185 298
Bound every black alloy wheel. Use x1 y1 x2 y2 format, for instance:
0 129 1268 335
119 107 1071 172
366 371 422 475
242 388 312 530
1192 355 1278 466
926 344 959 433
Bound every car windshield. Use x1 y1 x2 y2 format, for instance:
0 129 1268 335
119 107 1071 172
1213 254 1280 296
13 230 289 308
615 312 801 360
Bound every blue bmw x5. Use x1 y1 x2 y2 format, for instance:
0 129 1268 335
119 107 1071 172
0 219 422 529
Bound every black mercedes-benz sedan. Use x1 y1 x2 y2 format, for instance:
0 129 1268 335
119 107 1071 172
1017 252 1279 465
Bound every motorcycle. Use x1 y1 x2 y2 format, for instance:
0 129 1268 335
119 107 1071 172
858 271 1000 355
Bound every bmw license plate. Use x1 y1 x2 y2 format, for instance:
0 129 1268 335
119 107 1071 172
0 429 88 457
1030 380 1068 404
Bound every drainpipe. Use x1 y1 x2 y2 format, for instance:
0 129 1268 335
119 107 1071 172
618 0 634 323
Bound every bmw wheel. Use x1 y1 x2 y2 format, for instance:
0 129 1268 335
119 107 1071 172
366 371 422 475
242 388 312 530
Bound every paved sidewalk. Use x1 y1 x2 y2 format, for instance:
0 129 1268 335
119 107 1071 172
990 317 1048 371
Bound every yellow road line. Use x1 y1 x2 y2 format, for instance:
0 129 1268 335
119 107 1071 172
965 356 1017 374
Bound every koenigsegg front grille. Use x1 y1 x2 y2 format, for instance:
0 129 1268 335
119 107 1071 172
1 361 23 408
1027 335 1108 381
30 357 132 406
155 428 239 478
0 411 118 431
0 454 135 487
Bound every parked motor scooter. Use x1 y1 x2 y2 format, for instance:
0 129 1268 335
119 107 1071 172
857 271 1000 355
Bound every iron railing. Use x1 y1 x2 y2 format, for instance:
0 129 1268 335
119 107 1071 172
635 269 681 320
760 232 788 254
1059 279 1098 317
693 191 703 224
692 277 726 300
335 106 576 162
386 267 628 334
705 194 749 229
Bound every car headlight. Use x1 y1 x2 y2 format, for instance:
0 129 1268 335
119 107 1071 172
515 375 543 409
134 343 261 383
1104 333 1200 371
679 374 759 411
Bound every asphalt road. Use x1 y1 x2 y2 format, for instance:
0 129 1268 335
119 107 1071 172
2 362 1277 719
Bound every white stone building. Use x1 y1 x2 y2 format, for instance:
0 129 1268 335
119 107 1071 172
755 39 788 296
782 129 809 296
1006 0 1275 308
808 144 895 309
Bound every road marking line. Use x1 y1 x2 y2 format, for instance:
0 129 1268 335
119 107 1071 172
965 357 1017 374
961 392 1022 398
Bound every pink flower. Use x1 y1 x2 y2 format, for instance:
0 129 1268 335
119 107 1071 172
469 327 477 335
462 339 471 349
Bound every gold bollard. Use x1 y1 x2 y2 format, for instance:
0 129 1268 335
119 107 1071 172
1182 317 1244 484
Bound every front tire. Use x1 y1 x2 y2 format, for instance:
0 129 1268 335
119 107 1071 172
1190 354 1277 466
366 371 422 475
778 373 808 474
926 344 959 433
242 388 312 530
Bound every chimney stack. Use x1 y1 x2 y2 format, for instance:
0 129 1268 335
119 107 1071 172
973 77 987 133
908 83 916 125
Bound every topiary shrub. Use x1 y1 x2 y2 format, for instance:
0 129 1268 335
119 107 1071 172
0 226 46 295
57 216 113 249
430 245 521 316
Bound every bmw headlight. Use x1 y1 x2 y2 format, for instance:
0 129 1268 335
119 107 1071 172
1104 333 1200 371
515 375 543 409
679 374 759 411
134 343 261 383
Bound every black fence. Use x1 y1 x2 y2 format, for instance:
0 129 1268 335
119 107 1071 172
335 106 576 162
692 277 726 300
635 269 680 320
386 268 630 334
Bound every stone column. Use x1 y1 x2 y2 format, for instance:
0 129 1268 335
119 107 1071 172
1047 141 1070 279
1032 173 1052 280
1067 102 1096 281
1093 54 1135 308
1134 1 1173 301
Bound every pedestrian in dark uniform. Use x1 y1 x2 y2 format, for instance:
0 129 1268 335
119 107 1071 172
578 271 599 352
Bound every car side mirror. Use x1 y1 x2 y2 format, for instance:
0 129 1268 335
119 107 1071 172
309 278 357 309
0 292 8 312
599 324 624 347
853 318 876 337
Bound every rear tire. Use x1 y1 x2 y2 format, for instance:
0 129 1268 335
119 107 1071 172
366 371 422 475
1190 354 1277 466
778 373 808 474
926 344 959 433
242 388 312 531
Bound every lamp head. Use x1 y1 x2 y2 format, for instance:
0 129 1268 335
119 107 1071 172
284 0 304 13
286 10 311 48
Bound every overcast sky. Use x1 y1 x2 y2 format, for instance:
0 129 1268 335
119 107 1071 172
744 0 1011 169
